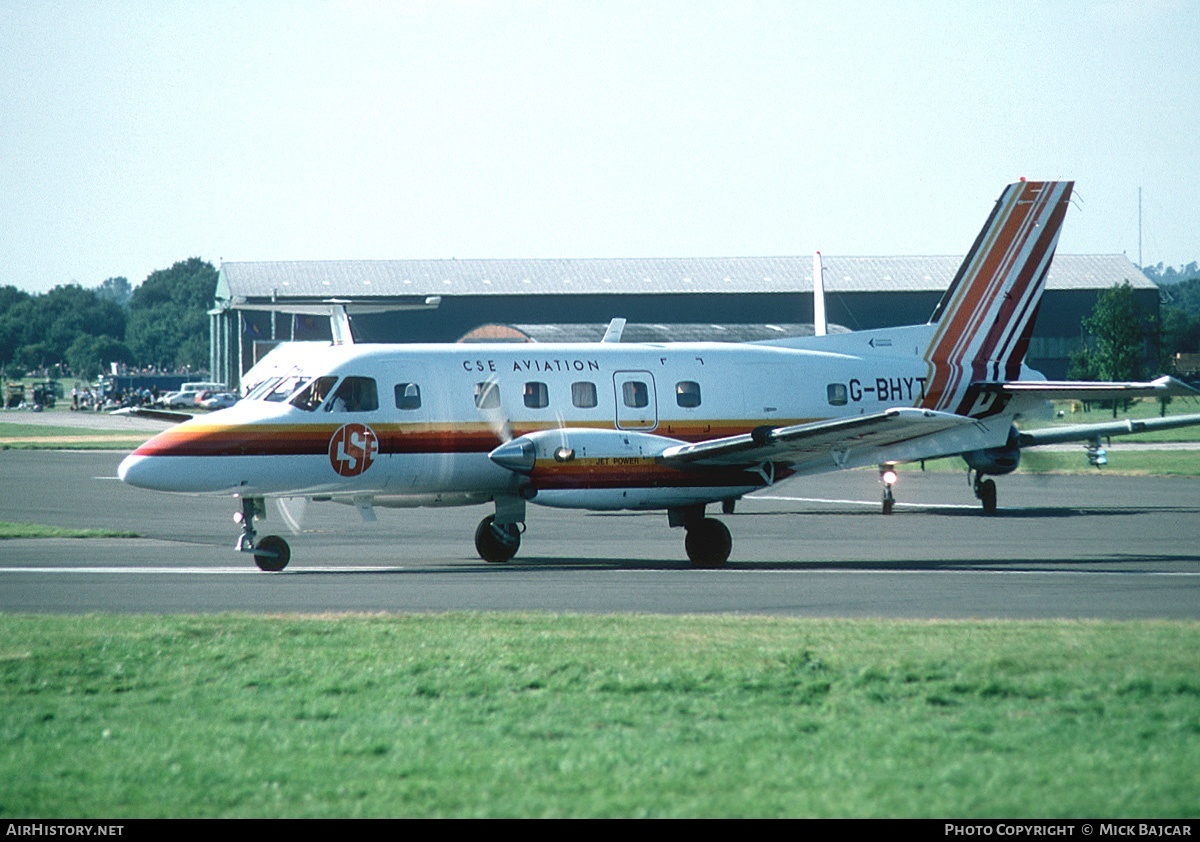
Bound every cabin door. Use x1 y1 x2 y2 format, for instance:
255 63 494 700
613 371 658 432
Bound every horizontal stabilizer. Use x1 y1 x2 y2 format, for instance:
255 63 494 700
1018 412 1200 448
978 375 1200 402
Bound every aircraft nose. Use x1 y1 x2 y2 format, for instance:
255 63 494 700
118 453 156 489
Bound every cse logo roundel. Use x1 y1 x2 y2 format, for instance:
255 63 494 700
328 423 379 477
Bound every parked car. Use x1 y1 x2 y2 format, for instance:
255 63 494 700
199 392 238 410
160 391 197 409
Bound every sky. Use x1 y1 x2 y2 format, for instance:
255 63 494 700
2 0 1197 294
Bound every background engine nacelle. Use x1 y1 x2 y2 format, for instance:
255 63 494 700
962 425 1021 476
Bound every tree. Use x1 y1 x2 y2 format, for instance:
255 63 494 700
125 258 217 370
1080 281 1149 381
95 276 132 308
1070 281 1152 416
1142 261 1200 286
0 284 125 375
65 334 134 381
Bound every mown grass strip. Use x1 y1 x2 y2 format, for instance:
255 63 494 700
1 613 1196 818
0 522 138 539
0 422 152 451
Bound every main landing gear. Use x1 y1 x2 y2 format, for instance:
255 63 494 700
473 495 526 563
474 515 521 563
670 505 732 568
235 496 291 571
879 466 898 515
971 472 998 514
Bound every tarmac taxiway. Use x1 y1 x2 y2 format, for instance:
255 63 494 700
1 448 1197 617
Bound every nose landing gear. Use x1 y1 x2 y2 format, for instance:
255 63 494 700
235 496 291 571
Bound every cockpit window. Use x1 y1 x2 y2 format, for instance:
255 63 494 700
326 376 379 412
260 375 312 403
289 376 339 411
244 377 282 401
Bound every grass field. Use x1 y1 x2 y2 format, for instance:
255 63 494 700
1 613 1197 818
0 421 151 451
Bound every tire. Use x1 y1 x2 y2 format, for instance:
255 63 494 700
475 515 521 563
979 479 998 514
685 518 732 568
254 535 291 571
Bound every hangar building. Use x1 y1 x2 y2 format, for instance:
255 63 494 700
210 254 1157 389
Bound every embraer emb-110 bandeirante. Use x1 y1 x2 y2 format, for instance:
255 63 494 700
119 180 1200 570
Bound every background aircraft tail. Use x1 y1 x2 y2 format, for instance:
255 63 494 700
921 180 1074 415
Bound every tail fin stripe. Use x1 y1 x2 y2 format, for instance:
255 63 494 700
934 186 1057 367
919 181 1073 413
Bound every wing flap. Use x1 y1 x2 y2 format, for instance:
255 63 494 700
660 408 977 469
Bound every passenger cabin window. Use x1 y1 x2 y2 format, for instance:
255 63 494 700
571 381 598 409
524 382 549 409
474 381 500 409
827 383 848 406
622 380 649 409
395 382 422 410
326 376 379 412
675 381 701 408
289 376 338 411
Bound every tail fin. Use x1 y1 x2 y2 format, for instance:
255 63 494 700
922 180 1073 414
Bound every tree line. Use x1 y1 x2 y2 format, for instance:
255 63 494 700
0 258 217 381
2 256 1198 386
1068 264 1200 384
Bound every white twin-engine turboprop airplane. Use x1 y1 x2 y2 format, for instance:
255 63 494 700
120 180 1200 570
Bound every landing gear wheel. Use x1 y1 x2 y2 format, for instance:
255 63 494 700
977 478 997 514
882 497 894 515
475 515 521 563
685 518 732 568
254 535 291 572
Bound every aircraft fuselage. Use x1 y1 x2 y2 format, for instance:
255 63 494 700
119 335 1025 510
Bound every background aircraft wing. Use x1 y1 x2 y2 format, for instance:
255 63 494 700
110 407 194 423
1016 412 1200 448
660 408 976 471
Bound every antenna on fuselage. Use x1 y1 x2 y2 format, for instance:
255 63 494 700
813 252 828 337
601 318 626 343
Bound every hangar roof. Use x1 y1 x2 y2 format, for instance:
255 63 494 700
216 254 1153 304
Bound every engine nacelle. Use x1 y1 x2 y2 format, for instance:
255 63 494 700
489 428 686 475
962 425 1021 476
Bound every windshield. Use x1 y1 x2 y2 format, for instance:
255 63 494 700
257 375 310 403
289 376 339 412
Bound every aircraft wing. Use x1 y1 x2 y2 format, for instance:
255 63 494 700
975 375 1199 402
660 408 976 471
109 407 194 423
1016 412 1200 448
